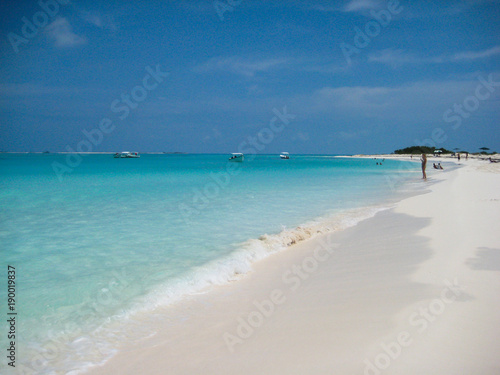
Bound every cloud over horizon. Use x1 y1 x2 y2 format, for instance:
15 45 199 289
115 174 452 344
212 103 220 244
44 17 87 47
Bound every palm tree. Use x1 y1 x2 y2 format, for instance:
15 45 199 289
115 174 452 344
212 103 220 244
479 147 490 155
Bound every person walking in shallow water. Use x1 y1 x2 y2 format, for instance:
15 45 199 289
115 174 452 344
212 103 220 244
420 153 427 179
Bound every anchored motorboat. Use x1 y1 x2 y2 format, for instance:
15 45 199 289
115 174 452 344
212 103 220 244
114 152 140 158
228 153 244 162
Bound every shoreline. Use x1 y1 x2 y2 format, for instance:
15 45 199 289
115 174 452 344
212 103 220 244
85 157 500 374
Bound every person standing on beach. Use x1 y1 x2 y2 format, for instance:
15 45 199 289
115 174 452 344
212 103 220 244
420 153 427 179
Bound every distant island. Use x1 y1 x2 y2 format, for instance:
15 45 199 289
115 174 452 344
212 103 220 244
394 146 453 154
394 146 496 155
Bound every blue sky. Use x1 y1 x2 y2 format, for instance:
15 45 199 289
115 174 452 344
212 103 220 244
1 0 499 154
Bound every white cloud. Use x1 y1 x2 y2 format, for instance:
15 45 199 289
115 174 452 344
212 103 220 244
45 17 87 47
81 12 103 27
310 4 339 12
80 11 118 31
368 49 444 66
343 0 381 12
195 56 349 78
194 56 288 77
368 46 500 67
452 46 500 61
306 78 498 122
314 86 393 113
303 61 350 74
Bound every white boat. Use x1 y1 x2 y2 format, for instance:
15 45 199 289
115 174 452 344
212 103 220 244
280 152 290 159
114 151 140 158
228 153 244 162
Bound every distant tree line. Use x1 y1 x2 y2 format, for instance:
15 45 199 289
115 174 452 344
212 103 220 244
394 146 497 155
393 146 453 154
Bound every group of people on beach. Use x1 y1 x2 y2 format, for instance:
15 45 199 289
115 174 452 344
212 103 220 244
420 154 445 179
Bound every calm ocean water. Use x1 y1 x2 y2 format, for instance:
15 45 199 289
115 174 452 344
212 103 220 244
0 153 419 373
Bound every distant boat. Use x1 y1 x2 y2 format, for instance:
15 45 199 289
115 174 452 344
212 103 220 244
114 152 140 158
280 152 290 159
228 153 244 162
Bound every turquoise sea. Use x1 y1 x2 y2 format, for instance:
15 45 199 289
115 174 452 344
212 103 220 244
0 153 419 374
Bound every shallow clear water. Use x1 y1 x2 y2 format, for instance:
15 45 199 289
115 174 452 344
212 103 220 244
0 153 419 373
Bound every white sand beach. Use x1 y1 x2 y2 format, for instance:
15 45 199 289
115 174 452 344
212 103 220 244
89 158 500 375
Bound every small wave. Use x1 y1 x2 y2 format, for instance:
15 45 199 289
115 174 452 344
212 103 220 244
136 204 392 310
26 204 391 375
232 204 390 264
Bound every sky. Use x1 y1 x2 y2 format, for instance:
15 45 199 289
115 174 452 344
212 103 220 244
0 0 499 154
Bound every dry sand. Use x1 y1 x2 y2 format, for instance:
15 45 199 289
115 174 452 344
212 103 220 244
88 158 500 375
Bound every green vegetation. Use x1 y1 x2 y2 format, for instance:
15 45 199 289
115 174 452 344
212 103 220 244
394 146 453 154
478 147 497 155
394 146 497 155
